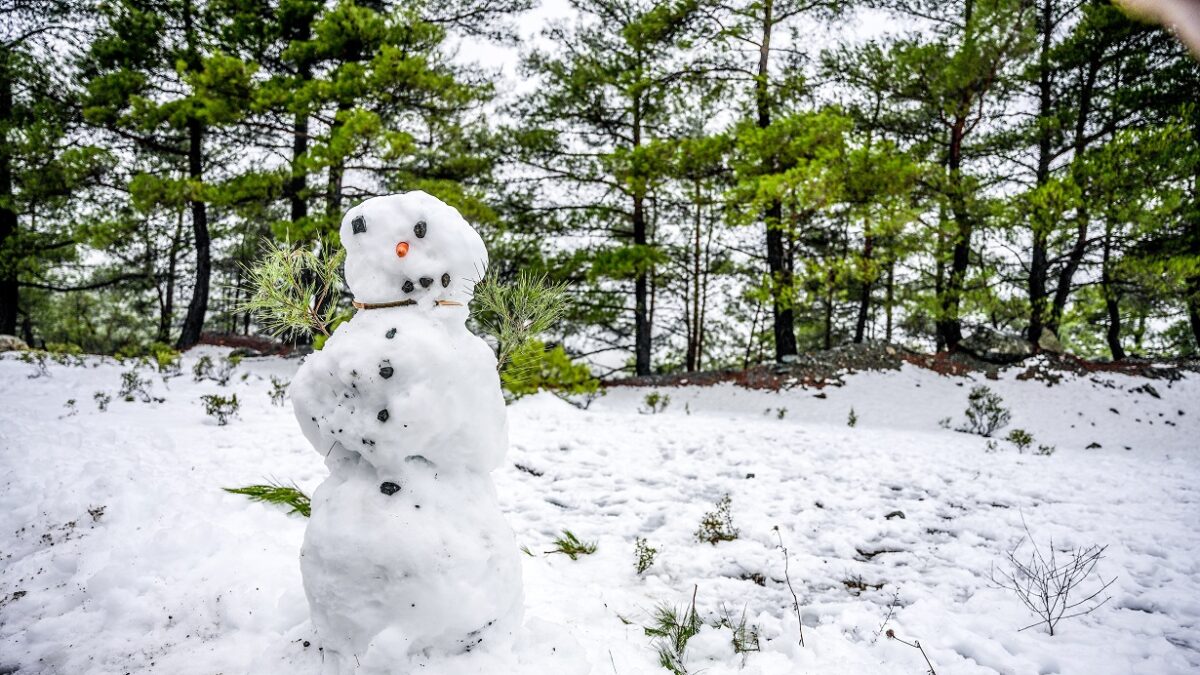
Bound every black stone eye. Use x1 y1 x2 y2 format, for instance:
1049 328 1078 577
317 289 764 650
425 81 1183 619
441 273 451 288
379 365 393 379
380 481 400 496
351 215 366 234
402 280 414 293
419 277 433 288
414 221 427 238
377 409 389 422
385 328 396 339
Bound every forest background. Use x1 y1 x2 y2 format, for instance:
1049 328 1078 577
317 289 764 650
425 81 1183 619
3 0 1198 377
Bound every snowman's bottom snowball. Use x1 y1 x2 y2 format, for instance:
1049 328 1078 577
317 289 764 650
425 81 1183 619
319 618 588 675
302 467 524 667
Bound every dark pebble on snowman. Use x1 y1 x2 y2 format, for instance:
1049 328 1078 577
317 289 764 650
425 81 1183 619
386 328 396 339
380 481 401 496
419 277 433 288
352 216 366 234
414 221 427 238
377 409 389 422
403 280 414 293
441 273 451 288
379 365 394 379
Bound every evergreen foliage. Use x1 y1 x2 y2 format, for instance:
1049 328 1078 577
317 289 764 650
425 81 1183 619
223 481 312 517
472 270 569 371
235 240 344 339
1 0 1197 366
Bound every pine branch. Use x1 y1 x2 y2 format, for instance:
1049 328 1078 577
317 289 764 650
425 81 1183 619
472 270 570 371
235 240 345 340
223 481 311 517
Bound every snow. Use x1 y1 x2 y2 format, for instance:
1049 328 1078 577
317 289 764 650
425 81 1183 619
1 348 1199 674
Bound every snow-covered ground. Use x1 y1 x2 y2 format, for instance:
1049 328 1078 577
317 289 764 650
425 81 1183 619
1 348 1198 674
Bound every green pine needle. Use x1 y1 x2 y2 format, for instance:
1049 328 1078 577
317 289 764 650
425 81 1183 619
545 529 597 560
472 270 569 371
223 481 311 517
235 240 345 340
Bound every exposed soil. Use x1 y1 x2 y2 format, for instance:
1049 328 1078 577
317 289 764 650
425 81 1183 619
606 342 1200 391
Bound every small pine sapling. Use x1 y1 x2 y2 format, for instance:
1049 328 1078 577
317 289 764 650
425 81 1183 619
94 391 111 411
848 408 858 427
717 604 761 656
1035 444 1056 456
224 481 311 517
777 407 787 420
269 377 289 406
61 399 77 418
201 393 240 426
640 391 670 415
119 370 154 402
958 385 1011 437
645 586 700 675
193 355 214 382
635 536 658 575
1006 428 1033 453
235 239 346 340
696 494 738 545
546 530 597 560
149 343 181 375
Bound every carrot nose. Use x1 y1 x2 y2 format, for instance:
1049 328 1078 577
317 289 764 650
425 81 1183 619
395 241 410 258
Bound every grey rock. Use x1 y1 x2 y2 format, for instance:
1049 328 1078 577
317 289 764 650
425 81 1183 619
959 326 1032 364
0 335 28 352
1038 328 1065 354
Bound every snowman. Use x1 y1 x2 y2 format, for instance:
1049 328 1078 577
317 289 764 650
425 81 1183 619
290 191 523 672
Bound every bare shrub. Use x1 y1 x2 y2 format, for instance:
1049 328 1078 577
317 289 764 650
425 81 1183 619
991 520 1115 636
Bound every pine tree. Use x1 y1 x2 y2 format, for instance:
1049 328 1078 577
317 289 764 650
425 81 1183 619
80 0 259 348
0 0 110 339
515 0 705 376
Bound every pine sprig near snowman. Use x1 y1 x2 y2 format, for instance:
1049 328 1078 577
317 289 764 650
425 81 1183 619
233 191 577 673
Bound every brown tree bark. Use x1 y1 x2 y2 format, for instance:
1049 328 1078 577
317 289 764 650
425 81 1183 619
756 0 798 362
1027 0 1054 345
0 50 18 336
176 0 210 349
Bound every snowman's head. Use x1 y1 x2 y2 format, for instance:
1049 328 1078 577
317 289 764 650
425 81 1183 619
340 192 487 317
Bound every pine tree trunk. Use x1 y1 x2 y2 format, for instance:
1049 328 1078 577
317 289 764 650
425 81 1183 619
1028 0 1054 345
686 181 702 372
177 117 210 349
0 50 18 336
1188 284 1200 351
176 0 210 349
853 235 874 343
938 115 969 350
290 111 309 223
631 93 652 376
632 190 651 375
756 0 797 362
885 257 895 343
1102 225 1124 360
158 215 183 342
288 15 312 226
